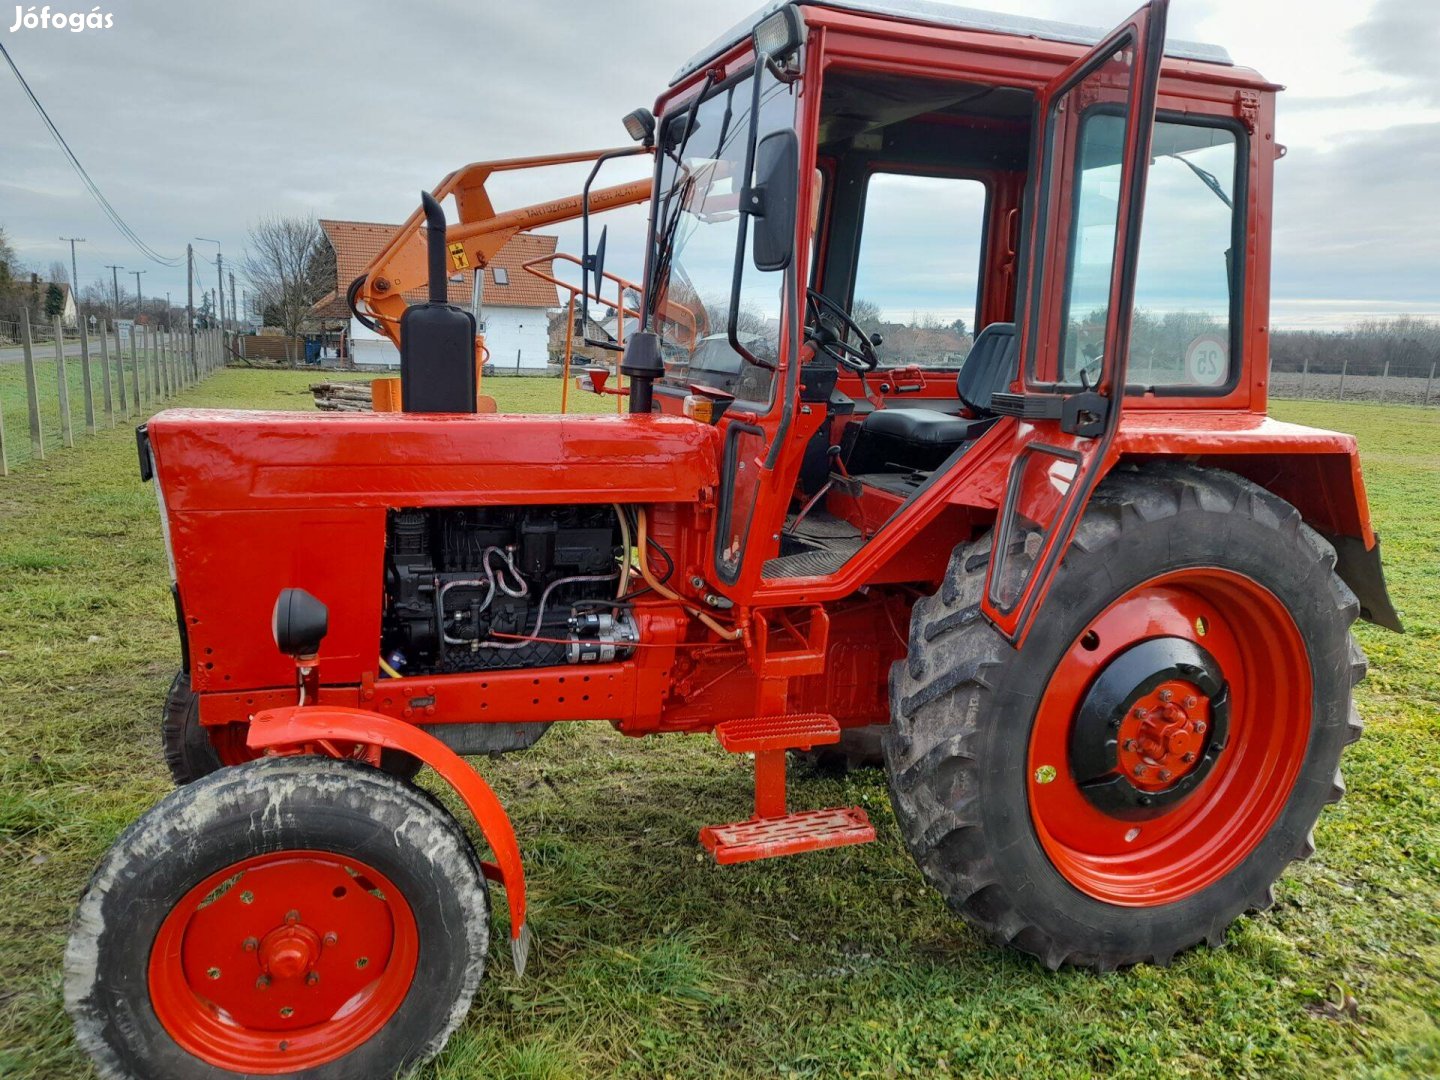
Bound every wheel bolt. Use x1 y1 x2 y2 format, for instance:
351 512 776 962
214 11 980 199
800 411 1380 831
323 932 338 946
1182 752 1196 763
1133 706 1148 719
1184 696 1198 709
256 975 271 990
242 937 258 952
1132 764 1147 777
1158 689 1173 703
284 910 301 925
1159 769 1172 782
1123 739 1136 751
1193 721 1207 734
306 972 320 986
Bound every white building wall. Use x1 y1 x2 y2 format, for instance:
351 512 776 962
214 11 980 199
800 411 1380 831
348 306 552 370
480 307 551 371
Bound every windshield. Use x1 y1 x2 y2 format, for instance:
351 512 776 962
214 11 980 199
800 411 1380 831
648 65 797 402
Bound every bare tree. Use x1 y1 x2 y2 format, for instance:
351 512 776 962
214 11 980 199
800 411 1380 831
239 215 333 363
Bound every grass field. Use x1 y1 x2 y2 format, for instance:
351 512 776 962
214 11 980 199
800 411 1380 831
0 371 1436 1078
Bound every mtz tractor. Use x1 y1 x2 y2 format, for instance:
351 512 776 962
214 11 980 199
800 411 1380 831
67 2 1401 1076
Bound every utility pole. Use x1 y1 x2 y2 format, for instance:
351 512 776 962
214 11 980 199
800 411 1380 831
187 243 196 374
131 270 146 318
196 238 224 330
229 271 237 332
105 264 123 319
59 236 85 306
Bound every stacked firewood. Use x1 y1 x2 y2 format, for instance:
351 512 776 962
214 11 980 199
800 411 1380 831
311 382 374 412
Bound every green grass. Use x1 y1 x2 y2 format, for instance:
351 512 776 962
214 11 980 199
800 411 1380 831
0 376 1435 1078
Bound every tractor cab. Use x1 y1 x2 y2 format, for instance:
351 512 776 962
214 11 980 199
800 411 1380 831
629 0 1265 636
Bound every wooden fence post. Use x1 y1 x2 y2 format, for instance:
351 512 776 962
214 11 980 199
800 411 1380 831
20 310 44 460
1299 356 1309 399
79 318 96 435
1426 362 1436 408
0 367 8 475
97 320 115 427
54 318 74 448
152 328 163 400
1337 356 1348 401
129 323 142 410
1379 360 1390 405
115 323 130 420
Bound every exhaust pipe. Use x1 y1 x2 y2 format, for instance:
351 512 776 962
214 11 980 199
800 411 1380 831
399 191 479 413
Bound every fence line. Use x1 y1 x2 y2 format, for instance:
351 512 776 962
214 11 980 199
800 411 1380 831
0 320 229 475
1271 357 1440 407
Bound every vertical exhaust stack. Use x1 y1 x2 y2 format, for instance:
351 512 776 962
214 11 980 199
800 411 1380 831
399 191 479 413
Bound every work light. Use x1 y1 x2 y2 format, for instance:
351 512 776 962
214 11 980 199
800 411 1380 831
753 4 804 61
622 107 656 146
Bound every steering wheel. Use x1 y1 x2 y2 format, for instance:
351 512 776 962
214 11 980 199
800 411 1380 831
806 288 880 372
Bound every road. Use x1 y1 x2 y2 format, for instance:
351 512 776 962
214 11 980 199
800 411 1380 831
0 341 90 364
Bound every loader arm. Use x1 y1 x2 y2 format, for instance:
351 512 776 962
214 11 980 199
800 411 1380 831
351 147 654 358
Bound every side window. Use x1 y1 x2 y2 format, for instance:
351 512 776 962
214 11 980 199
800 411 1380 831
1128 121 1240 390
851 173 987 368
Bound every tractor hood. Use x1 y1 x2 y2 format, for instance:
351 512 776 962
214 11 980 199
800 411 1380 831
144 409 721 512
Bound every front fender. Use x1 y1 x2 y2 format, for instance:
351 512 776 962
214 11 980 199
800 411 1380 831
247 706 529 960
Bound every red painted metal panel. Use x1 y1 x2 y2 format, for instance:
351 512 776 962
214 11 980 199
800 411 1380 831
146 409 721 511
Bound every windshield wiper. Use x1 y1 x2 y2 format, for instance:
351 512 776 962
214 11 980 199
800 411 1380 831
647 74 717 324
1166 153 1232 210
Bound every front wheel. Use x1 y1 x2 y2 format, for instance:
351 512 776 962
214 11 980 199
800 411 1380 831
66 757 489 1079
885 465 1365 970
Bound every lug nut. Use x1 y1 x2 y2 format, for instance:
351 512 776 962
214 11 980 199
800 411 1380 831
256 975 271 990
1123 738 1137 751
1132 764 1147 777
284 910 300 925
306 972 320 986
1184 696 1198 709
1133 706 1148 719
242 937 258 952
1193 721 1207 735
323 932 338 946
1182 752 1196 764
1159 769 1172 781
1158 689 1173 703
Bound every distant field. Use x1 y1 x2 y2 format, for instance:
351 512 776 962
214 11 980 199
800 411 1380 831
0 372 1435 1078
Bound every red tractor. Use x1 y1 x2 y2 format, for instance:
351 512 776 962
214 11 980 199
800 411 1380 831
67 2 1401 1076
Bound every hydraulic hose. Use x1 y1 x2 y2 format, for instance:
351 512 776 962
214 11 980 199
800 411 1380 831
636 507 742 641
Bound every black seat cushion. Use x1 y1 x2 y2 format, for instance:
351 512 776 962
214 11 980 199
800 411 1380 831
845 323 1018 475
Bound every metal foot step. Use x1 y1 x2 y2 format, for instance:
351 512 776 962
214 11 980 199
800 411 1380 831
700 806 875 865
714 713 840 753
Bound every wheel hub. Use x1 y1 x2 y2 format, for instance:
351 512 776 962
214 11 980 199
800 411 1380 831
1069 637 1230 818
259 921 322 980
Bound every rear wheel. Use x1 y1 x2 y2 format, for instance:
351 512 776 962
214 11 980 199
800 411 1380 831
66 757 489 1079
884 465 1365 969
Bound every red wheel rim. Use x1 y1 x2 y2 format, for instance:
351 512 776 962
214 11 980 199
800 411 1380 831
1028 568 1311 905
149 851 418 1073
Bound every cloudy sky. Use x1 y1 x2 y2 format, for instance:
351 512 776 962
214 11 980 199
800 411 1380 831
2 0 1437 329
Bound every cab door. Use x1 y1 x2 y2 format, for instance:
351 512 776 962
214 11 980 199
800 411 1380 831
980 0 1169 643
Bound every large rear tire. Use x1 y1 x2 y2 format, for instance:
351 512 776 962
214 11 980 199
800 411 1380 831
66 757 489 1079
884 464 1365 970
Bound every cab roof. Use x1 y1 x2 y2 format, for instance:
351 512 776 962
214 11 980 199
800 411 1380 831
673 0 1233 85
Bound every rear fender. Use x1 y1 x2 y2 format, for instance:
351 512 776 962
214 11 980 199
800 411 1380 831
247 705 530 965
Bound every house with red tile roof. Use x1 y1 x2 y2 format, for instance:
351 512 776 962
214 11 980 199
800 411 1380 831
313 220 560 369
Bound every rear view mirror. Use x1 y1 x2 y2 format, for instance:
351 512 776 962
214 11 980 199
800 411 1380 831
750 129 798 272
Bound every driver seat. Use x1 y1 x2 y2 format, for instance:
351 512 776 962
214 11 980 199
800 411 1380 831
846 323 1018 475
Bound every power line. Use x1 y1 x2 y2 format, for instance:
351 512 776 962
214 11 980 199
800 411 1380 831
0 40 180 267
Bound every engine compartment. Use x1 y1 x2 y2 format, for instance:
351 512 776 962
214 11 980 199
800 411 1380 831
381 504 636 676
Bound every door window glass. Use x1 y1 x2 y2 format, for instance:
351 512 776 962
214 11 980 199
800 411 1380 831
851 173 987 367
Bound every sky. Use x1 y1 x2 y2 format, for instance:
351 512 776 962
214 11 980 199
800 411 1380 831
2 0 1437 330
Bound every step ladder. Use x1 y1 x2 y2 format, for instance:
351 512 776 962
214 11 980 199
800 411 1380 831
699 713 875 865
